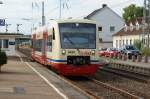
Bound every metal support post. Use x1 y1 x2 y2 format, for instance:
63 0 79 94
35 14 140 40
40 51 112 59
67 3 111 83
42 1 45 26
17 24 22 33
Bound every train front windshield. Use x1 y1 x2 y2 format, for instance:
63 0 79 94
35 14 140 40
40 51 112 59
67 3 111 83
59 23 96 49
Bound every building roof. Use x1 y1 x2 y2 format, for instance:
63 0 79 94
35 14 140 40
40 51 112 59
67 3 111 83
113 28 144 36
0 33 23 35
84 5 124 22
84 8 103 19
126 17 143 26
113 17 148 37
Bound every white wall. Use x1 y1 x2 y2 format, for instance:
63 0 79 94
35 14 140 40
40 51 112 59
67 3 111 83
0 37 16 56
99 42 113 49
88 7 124 42
113 35 140 49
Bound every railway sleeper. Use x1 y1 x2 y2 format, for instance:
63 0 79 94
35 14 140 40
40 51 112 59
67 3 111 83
110 63 150 76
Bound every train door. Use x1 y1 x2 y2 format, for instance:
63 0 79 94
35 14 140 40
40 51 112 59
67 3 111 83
31 34 36 60
42 31 48 65
46 27 55 65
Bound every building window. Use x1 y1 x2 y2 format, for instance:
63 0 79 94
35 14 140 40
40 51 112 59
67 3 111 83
110 26 115 32
123 40 125 46
3 39 9 48
130 39 132 45
116 40 118 48
119 40 121 47
126 40 128 45
99 38 102 43
98 27 102 31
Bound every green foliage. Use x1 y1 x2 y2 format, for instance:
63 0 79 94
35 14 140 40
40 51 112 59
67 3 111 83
0 51 7 66
123 4 143 22
141 47 150 56
134 40 150 56
134 40 143 51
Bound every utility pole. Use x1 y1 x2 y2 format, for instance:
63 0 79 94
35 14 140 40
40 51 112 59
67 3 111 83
143 0 150 48
5 24 11 33
143 0 146 44
42 1 45 26
148 0 150 48
17 24 22 33
59 0 62 19
0 1 3 4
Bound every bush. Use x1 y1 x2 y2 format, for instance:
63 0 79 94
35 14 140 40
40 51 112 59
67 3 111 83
141 47 150 56
0 51 7 66
134 40 143 51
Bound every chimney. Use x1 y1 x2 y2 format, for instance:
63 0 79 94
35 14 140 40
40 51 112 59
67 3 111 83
102 4 107 8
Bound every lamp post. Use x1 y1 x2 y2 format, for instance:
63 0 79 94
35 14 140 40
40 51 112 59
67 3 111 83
0 1 3 33
17 24 22 34
5 24 11 33
59 0 62 19
42 1 45 26
0 1 3 4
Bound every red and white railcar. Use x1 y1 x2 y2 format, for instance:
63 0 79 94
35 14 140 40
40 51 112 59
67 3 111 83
31 19 100 76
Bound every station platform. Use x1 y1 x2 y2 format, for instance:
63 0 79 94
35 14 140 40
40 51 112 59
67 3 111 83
0 55 64 99
109 59 150 68
100 57 150 68
99 57 150 75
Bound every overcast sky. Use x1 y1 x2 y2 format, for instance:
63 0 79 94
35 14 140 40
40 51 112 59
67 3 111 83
0 0 143 34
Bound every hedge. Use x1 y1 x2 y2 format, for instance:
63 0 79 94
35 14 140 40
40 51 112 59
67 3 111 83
0 51 7 66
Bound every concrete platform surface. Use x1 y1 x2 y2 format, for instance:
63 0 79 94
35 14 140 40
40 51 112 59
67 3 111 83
100 57 150 68
0 57 64 99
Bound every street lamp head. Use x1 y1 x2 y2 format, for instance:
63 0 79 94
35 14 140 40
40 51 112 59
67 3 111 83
0 1 3 4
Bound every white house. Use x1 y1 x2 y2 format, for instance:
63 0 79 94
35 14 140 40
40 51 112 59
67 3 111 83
85 4 124 48
113 17 150 49
0 33 23 56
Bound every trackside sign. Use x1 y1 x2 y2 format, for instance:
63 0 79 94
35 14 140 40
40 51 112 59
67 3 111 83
0 19 5 26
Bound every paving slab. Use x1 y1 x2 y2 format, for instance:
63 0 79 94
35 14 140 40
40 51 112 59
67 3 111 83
0 57 63 99
100 57 150 68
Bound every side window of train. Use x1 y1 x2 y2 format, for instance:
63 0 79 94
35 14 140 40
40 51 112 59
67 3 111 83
35 39 42 51
47 35 52 52
52 28 55 40
32 39 35 49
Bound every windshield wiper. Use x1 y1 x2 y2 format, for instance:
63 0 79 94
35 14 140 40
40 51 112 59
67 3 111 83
64 35 76 46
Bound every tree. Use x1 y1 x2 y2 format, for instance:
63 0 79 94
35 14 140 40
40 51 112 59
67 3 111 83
0 51 7 71
123 4 143 22
134 40 143 51
134 40 150 56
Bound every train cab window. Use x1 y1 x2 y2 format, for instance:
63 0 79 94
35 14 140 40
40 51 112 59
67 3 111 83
52 28 55 40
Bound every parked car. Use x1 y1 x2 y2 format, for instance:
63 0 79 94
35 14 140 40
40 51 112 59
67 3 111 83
105 48 120 57
120 45 141 59
99 48 107 56
99 58 109 66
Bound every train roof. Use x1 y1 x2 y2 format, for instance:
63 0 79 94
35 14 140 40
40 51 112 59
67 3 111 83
32 19 96 34
49 19 96 24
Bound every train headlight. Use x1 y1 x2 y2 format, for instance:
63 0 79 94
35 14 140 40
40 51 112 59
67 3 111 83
62 50 66 55
91 50 95 55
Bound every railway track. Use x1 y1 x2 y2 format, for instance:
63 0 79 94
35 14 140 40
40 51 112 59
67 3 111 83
95 69 150 99
18 49 150 99
17 47 31 58
60 76 141 99
100 67 150 83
